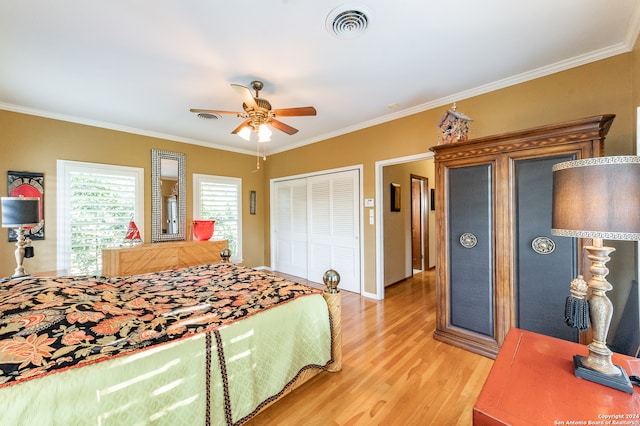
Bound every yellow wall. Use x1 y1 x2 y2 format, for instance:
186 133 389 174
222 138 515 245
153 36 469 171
265 52 636 295
635 35 640 136
0 110 265 275
1 47 638 299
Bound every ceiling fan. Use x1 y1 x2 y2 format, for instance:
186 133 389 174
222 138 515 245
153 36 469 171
190 80 317 142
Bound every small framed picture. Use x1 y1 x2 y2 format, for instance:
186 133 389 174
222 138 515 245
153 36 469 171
390 183 401 212
249 190 256 215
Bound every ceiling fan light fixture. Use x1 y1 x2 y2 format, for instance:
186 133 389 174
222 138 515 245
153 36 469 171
193 80 315 143
238 126 252 141
258 123 272 142
326 4 372 39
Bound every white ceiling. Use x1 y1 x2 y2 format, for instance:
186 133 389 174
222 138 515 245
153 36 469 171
1 1 639 156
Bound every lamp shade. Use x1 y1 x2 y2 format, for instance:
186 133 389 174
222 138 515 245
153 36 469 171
1 197 40 228
551 156 640 241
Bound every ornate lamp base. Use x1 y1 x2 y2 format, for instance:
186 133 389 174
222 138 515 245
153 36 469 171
11 226 29 279
569 242 634 394
574 355 633 394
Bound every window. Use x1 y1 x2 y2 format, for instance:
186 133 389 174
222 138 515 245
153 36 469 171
57 160 144 275
193 174 242 262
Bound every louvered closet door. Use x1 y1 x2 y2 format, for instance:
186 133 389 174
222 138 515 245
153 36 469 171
307 170 360 293
274 179 308 278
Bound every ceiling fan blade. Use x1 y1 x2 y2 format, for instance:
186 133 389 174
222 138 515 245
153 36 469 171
273 106 317 117
231 119 250 134
270 119 299 135
231 84 258 110
190 108 240 115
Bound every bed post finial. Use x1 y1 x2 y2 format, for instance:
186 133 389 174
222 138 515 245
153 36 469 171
323 269 340 293
220 248 231 263
322 269 342 372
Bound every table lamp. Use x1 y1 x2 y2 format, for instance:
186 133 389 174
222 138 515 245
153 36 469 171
551 155 640 394
122 219 143 246
1 196 41 278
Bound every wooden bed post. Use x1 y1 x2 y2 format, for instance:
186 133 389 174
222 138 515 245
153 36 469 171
323 269 342 372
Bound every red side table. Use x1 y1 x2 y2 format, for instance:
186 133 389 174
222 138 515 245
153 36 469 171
474 328 640 425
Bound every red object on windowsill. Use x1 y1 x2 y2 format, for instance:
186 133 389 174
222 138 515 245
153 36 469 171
192 220 215 241
124 221 141 240
121 220 142 246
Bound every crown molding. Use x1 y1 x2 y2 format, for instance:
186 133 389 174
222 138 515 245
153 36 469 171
0 102 256 156
272 41 634 156
2 33 637 159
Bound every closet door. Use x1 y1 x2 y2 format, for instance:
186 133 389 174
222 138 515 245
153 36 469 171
513 154 579 342
274 179 308 278
307 170 360 293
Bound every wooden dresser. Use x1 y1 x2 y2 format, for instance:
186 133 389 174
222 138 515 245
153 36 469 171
430 115 613 358
102 240 228 277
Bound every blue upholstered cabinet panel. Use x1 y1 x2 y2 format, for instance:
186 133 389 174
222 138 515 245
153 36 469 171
513 155 579 342
449 164 494 337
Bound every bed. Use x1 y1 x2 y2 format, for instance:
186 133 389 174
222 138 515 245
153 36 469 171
0 262 341 425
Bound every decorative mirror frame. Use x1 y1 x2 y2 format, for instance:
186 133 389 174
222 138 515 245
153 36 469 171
151 149 186 242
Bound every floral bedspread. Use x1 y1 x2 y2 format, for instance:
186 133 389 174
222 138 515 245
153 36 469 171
0 263 321 387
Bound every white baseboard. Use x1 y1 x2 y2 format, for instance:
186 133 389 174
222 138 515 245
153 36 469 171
253 265 272 271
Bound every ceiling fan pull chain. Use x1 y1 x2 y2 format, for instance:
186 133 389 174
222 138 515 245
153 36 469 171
256 142 260 170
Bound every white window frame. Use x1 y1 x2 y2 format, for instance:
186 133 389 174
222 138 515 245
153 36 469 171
193 173 242 263
57 160 144 273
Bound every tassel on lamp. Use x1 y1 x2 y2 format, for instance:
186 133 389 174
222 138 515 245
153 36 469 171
564 275 590 331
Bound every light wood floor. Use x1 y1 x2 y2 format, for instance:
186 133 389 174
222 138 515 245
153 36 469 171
248 270 494 425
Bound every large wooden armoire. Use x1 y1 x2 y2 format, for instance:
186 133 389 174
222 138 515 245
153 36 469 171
430 115 614 358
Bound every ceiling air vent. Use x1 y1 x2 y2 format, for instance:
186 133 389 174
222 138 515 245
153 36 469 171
197 112 221 120
326 4 372 39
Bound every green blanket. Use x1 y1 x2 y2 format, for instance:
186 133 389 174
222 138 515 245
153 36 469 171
0 264 332 425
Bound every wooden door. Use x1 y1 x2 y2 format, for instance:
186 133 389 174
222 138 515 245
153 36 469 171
411 179 422 270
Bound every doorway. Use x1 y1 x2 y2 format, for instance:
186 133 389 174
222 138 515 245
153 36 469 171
377 154 435 296
411 175 429 272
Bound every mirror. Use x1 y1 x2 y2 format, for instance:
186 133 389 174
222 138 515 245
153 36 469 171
151 149 186 242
